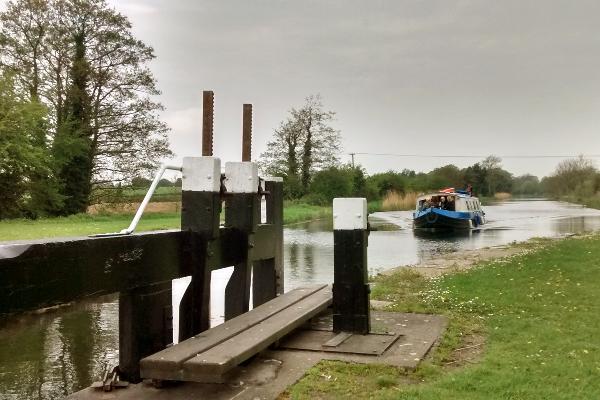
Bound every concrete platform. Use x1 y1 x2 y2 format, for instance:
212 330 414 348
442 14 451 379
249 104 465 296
68 310 447 400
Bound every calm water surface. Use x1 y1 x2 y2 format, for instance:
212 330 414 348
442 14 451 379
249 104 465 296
2 199 600 399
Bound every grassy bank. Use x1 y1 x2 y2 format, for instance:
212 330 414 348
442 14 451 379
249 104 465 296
0 201 341 241
286 234 600 399
557 194 600 210
0 212 182 241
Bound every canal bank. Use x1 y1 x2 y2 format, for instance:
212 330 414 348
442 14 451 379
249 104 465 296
287 232 600 399
2 199 600 399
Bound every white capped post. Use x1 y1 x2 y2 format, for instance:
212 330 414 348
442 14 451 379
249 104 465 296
182 157 221 192
333 198 368 230
332 197 370 334
224 162 259 193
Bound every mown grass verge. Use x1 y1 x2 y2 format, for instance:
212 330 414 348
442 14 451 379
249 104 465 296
0 199 384 241
285 234 600 399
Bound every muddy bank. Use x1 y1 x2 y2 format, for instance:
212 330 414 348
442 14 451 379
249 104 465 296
383 235 570 278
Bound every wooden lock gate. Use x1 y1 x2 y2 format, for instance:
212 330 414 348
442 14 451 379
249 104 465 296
0 91 372 388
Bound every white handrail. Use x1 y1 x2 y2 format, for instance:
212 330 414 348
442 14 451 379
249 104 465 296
91 164 182 237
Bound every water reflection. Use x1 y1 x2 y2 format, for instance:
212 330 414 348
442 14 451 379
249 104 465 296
3 199 600 399
0 299 118 400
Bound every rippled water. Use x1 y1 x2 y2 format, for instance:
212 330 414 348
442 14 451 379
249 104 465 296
2 199 600 399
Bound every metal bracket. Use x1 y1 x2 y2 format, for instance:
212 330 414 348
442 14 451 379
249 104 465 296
91 365 129 392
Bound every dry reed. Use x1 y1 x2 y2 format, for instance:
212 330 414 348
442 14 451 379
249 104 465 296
381 191 419 211
494 192 512 200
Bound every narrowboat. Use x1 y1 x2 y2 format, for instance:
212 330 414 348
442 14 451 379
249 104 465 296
413 188 486 230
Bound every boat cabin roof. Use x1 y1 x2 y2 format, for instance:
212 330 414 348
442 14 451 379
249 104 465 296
416 192 476 201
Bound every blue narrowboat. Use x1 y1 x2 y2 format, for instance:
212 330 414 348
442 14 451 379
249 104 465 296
413 189 486 230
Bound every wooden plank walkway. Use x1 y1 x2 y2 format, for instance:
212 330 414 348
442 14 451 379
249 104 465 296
140 284 331 382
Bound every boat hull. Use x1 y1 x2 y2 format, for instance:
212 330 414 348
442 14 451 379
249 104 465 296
413 208 484 230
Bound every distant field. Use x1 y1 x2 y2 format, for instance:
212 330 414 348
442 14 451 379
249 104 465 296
94 186 181 203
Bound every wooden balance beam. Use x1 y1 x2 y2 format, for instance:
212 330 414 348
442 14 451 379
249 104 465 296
140 284 331 383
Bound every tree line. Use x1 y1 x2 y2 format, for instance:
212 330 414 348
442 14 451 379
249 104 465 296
0 0 170 219
259 96 600 206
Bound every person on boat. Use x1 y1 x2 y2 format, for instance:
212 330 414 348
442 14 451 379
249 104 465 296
447 197 455 211
440 196 447 210
423 198 432 209
466 184 473 196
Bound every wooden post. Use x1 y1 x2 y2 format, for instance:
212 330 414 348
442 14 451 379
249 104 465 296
224 162 260 320
332 198 370 334
202 91 214 156
119 282 172 382
242 104 252 162
179 157 222 340
253 177 284 307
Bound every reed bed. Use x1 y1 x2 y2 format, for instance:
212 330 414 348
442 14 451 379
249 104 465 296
493 192 512 200
381 191 418 211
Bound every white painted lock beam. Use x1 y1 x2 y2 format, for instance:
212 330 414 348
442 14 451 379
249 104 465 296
182 157 221 192
333 198 368 230
260 176 283 191
225 162 259 193
262 176 284 182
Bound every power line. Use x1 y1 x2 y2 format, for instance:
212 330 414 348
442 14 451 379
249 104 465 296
349 152 600 159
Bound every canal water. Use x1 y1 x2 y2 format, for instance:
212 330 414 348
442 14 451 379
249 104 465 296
2 199 600 399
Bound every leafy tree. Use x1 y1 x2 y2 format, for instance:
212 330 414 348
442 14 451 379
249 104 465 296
0 74 62 218
53 30 93 214
426 164 463 190
513 174 542 196
260 95 341 197
367 171 407 196
131 176 152 187
543 156 598 198
461 163 487 196
308 167 353 205
0 0 171 214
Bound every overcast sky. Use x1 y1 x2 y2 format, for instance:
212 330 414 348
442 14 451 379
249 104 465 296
4 0 600 177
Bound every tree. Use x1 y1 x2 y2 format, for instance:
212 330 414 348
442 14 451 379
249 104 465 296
53 29 93 214
260 95 341 197
427 164 463 190
543 156 598 197
513 174 542 196
0 73 62 218
367 171 407 196
0 0 171 214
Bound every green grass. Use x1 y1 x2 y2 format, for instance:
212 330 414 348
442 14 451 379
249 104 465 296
0 201 339 241
283 201 332 225
0 213 182 241
557 194 600 210
286 234 600 399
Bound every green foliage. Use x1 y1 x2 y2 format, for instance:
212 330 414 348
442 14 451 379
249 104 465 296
365 157 517 199
131 176 152 187
367 171 408 196
0 0 172 217
54 31 94 215
0 74 63 218
542 156 599 199
305 165 371 205
513 174 543 196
